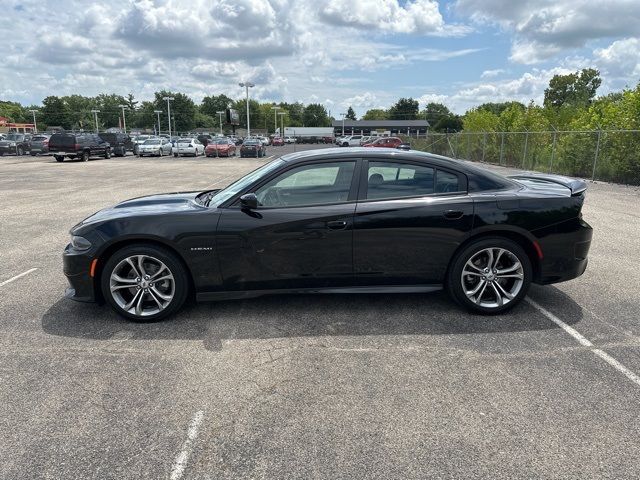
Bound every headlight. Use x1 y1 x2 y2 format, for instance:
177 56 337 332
71 235 92 251
9 142 16 146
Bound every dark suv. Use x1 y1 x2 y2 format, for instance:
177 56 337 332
98 132 132 157
0 133 32 156
49 133 111 162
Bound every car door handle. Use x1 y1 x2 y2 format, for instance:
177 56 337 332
326 220 347 230
443 210 464 220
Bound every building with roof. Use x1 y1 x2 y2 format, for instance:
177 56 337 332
331 119 430 136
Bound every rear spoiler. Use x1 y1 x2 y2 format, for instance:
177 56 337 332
508 173 588 196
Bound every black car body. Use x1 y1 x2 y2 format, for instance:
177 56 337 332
63 148 592 321
98 132 132 157
240 139 266 158
29 134 51 155
49 133 112 162
0 133 32 156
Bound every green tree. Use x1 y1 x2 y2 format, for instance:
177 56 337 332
303 103 330 127
153 90 196 133
362 108 387 120
41 96 70 129
200 94 233 118
0 101 27 122
279 102 304 126
477 101 525 116
422 102 450 125
346 106 356 120
388 97 419 120
544 68 601 108
95 93 128 129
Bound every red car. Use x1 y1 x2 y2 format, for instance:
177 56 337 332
271 136 284 146
363 137 403 148
205 138 236 157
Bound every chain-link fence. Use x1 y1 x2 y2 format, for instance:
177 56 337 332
408 130 640 185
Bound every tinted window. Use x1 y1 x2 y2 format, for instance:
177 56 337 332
366 161 435 200
436 170 460 193
256 161 355 207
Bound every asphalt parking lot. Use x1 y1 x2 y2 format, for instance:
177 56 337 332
1 143 639 479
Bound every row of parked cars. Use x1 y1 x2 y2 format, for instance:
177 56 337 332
335 134 406 148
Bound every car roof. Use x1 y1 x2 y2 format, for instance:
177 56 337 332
279 147 507 180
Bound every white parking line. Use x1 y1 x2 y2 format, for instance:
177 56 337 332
525 298 593 347
526 297 640 388
169 410 204 480
0 268 38 287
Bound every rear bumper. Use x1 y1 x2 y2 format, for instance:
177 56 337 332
63 244 97 303
534 218 593 284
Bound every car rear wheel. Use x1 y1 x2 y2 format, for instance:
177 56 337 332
446 237 532 314
158 148 163 157
101 244 189 322
82 150 90 162
104 148 111 159
17 146 23 156
54 155 64 162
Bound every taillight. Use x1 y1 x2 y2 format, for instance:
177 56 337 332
43 140 49 145
74 144 80 150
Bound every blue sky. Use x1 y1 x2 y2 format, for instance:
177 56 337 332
1 0 639 114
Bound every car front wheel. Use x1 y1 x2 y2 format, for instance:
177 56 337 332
101 244 189 322
446 237 532 314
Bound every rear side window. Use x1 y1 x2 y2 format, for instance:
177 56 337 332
436 170 459 193
366 161 435 200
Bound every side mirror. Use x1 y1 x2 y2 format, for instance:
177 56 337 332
240 193 259 210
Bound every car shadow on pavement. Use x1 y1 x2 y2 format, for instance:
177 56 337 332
41 285 583 352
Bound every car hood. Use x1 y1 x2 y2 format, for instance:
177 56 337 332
74 191 203 230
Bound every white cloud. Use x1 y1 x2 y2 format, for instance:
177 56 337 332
321 0 470 36
342 92 380 109
480 69 506 79
594 38 640 79
456 0 640 63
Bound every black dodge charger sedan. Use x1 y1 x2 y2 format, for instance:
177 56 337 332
63 148 592 321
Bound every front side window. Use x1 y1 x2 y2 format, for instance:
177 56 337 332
255 161 356 208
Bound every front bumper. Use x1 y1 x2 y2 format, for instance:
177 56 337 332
63 244 97 302
0 146 17 154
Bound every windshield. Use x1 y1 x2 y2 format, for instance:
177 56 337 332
178 139 193 144
6 134 23 141
214 139 228 144
144 139 160 145
206 159 284 208
244 140 259 145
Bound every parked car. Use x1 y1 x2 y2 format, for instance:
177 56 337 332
132 135 152 155
257 136 270 146
396 143 411 151
322 136 334 144
284 136 296 144
205 138 236 157
62 148 593 321
271 136 284 146
138 138 173 157
0 133 32 156
340 135 363 147
363 137 403 148
99 132 132 157
197 134 213 147
29 134 51 155
240 138 267 157
174 138 205 157
49 133 111 162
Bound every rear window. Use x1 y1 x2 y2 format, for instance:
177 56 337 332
144 139 161 145
32 136 48 141
49 134 76 147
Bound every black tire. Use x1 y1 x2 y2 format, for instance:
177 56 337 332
31 152 36 156
101 243 189 322
446 237 532 314
17 146 23 156
82 150 90 162
104 148 111 159
55 155 64 162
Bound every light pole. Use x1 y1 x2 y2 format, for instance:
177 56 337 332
278 112 286 138
340 112 346 136
238 82 255 137
118 104 128 133
216 111 225 135
154 110 163 136
28 110 38 133
91 109 100 133
271 105 280 134
163 96 174 139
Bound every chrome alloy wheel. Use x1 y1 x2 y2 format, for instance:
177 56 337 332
109 255 175 317
461 247 524 308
